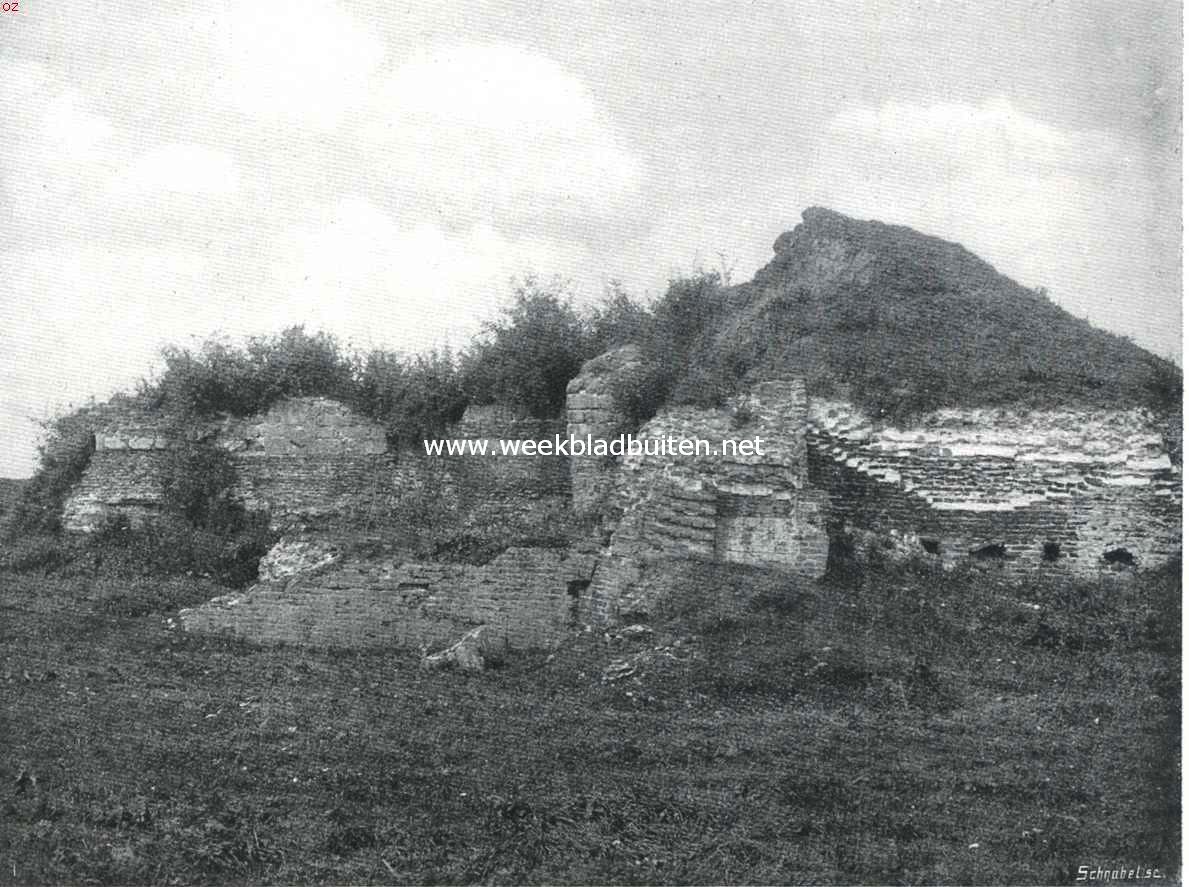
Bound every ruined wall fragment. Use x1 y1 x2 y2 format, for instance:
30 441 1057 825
588 379 828 623
808 401 1181 574
179 545 599 650
565 345 645 514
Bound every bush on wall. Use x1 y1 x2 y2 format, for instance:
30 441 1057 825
460 277 591 419
151 327 357 419
7 407 99 537
353 348 468 449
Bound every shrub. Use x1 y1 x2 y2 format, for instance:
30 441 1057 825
606 361 674 431
151 327 356 419
160 440 240 530
461 277 592 418
7 407 98 537
87 512 275 588
596 272 732 428
353 348 467 449
584 282 650 355
152 440 277 585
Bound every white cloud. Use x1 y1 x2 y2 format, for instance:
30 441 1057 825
40 89 115 155
215 0 384 129
833 97 1062 154
0 36 645 474
0 244 218 475
364 43 642 224
829 95 1125 174
1 81 119 244
109 144 240 196
263 197 595 353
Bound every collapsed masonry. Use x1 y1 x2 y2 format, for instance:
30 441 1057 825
570 354 829 622
63 398 395 532
59 363 1181 651
57 205 1182 652
808 402 1180 575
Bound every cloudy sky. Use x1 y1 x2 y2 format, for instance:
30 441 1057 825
0 0 1181 476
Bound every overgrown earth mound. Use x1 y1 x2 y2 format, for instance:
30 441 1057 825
670 207 1181 424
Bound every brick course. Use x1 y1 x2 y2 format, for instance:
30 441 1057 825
807 401 1181 575
179 547 597 650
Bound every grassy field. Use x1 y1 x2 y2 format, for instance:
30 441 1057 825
0 562 1179 885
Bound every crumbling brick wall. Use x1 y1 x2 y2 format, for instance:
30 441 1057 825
565 345 645 513
61 403 172 531
62 397 571 533
62 398 399 532
807 401 1182 574
218 398 397 530
441 404 570 520
587 379 829 623
179 546 598 649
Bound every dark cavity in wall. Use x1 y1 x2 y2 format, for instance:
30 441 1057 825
1042 542 1062 562
1102 548 1137 567
920 538 941 556
825 527 857 578
971 543 1007 560
567 579 591 626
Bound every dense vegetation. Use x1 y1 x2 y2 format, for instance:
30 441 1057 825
142 278 647 432
1 560 1178 883
5 408 101 536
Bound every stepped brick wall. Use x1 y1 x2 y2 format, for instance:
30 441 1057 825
565 345 645 513
179 546 598 650
807 401 1182 574
586 380 829 624
61 404 172 531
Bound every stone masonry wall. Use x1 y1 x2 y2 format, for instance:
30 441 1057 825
587 380 829 623
62 397 571 533
807 401 1181 574
218 398 396 530
61 404 172 532
63 398 398 532
441 404 570 520
180 546 598 650
565 345 645 513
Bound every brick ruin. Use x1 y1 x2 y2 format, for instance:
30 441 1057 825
57 355 1182 653
56 204 1183 653
63 398 568 534
62 398 396 532
179 546 599 650
807 402 1181 575
582 376 829 623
